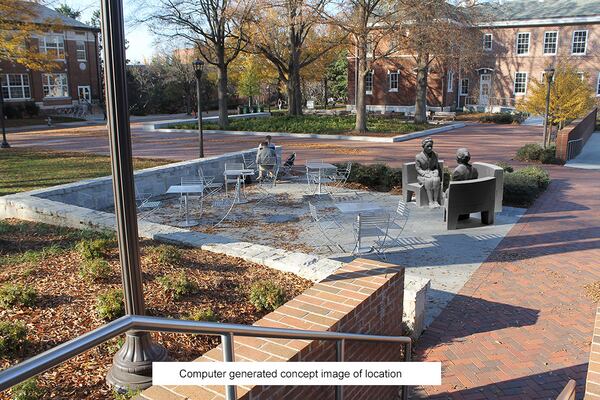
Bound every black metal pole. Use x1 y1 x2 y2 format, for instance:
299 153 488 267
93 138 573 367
0 79 10 149
543 78 552 148
100 0 167 392
196 75 204 158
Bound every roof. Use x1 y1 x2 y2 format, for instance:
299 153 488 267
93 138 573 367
24 2 98 31
486 0 600 21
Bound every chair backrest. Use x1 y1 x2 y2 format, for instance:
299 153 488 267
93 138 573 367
181 177 203 185
357 214 390 238
308 202 318 221
395 199 409 218
472 162 504 213
243 152 255 167
446 177 496 215
225 162 244 171
198 167 209 181
284 153 296 167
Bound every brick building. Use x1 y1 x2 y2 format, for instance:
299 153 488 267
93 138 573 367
0 3 101 111
347 0 600 113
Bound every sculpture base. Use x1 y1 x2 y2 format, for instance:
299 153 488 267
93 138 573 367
107 331 169 393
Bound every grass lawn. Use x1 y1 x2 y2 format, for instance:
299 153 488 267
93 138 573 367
0 148 171 196
4 116 85 128
172 115 431 137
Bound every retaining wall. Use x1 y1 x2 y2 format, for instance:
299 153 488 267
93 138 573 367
140 258 407 400
556 108 598 162
585 305 600 399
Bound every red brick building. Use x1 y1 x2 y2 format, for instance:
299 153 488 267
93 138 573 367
0 3 101 111
347 0 600 113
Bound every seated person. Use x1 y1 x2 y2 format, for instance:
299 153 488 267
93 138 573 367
415 137 442 208
448 147 478 220
256 141 277 181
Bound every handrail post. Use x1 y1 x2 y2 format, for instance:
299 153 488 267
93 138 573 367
402 341 412 400
222 333 237 400
335 339 345 400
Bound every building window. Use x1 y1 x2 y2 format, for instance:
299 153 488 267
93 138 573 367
483 33 493 51
40 35 65 59
388 70 399 92
596 73 600 96
543 31 558 55
572 30 588 54
460 79 469 95
76 41 86 61
365 71 373 94
516 32 530 55
447 70 453 92
1 74 31 100
42 73 69 98
514 72 528 95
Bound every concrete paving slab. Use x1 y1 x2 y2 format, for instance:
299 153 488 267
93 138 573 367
565 132 600 170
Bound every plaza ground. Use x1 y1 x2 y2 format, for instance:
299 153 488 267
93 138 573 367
3 120 599 398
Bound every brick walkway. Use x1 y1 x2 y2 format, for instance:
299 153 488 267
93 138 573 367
414 166 600 399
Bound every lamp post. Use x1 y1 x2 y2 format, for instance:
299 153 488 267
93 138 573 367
266 85 271 114
543 66 555 149
192 59 205 158
101 0 168 392
0 75 10 149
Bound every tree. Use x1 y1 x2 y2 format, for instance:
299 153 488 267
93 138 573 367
396 0 484 123
249 0 343 116
325 49 348 103
518 63 595 143
138 0 254 128
55 3 81 20
0 0 59 70
323 0 401 132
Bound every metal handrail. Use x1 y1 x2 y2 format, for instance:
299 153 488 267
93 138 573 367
0 315 412 400
555 379 576 400
567 138 584 161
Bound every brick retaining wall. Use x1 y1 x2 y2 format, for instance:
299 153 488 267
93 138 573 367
585 305 600 399
556 108 598 162
140 258 407 400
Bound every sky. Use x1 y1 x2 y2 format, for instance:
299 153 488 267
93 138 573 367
45 0 157 64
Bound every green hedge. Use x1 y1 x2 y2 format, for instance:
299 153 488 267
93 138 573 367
479 112 526 124
516 143 562 164
502 165 550 207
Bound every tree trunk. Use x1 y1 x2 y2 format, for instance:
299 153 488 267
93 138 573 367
287 59 302 116
414 53 429 124
354 38 367 133
217 62 229 128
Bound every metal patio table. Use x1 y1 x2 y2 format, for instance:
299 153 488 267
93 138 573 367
305 161 337 195
166 183 205 227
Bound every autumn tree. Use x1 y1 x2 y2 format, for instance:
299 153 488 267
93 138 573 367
138 0 254 128
518 63 595 146
230 53 277 106
322 0 401 132
0 0 59 70
248 0 343 116
395 0 485 123
55 3 81 20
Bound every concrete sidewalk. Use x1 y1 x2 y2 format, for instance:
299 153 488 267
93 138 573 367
565 132 600 170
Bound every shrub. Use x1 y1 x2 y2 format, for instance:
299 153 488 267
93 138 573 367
479 112 524 124
188 307 218 322
79 259 111 282
156 272 196 300
150 245 182 266
249 281 285 312
517 166 551 190
344 163 402 191
515 143 544 162
503 172 541 207
10 378 43 400
96 290 125 321
3 103 24 119
0 321 28 356
539 144 561 164
495 162 514 173
23 102 39 117
0 283 37 308
76 238 113 261
112 387 141 400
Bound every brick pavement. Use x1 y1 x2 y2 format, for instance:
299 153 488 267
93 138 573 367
7 122 539 168
413 165 600 399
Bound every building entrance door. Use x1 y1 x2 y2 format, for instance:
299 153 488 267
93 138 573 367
479 74 491 106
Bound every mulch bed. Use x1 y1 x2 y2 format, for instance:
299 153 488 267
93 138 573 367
0 220 312 399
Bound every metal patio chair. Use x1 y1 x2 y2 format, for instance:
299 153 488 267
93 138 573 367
134 184 161 220
198 166 223 197
329 161 352 189
242 152 257 174
279 152 297 177
385 198 410 246
308 202 346 252
352 213 391 260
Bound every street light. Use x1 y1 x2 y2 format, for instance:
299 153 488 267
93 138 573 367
266 85 271 114
192 59 205 158
0 75 10 149
543 66 555 148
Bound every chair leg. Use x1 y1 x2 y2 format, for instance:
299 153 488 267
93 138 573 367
481 210 494 225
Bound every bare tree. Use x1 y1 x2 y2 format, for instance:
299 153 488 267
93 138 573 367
322 0 401 132
248 0 343 116
397 0 486 122
137 0 254 128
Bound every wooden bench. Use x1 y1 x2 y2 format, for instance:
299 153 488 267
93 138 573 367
431 111 456 121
